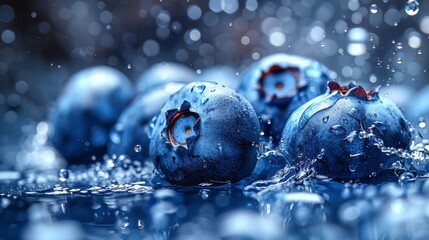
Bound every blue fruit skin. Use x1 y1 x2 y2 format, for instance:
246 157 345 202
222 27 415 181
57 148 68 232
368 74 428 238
50 66 135 164
136 62 196 93
149 81 261 185
238 54 332 144
108 83 185 161
279 82 411 181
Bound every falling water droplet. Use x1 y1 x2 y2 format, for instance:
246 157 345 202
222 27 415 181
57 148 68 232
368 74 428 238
134 144 142 152
397 57 402 64
396 42 403 50
418 117 426 128
58 169 69 182
405 0 420 16
370 4 378 13
127 64 131 69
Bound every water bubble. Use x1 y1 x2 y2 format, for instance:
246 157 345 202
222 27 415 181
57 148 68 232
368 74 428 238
58 169 69 182
329 125 346 136
405 0 420 16
134 144 142 153
370 4 378 14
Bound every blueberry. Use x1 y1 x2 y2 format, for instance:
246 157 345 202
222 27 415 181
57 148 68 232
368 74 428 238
149 81 261 185
280 81 411 181
50 66 134 164
108 83 185 161
136 62 196 93
238 54 332 144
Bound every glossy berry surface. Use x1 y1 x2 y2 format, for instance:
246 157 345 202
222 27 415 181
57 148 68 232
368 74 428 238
149 81 261 185
50 66 134 164
108 83 185 161
280 81 411 181
238 54 332 144
136 62 196 93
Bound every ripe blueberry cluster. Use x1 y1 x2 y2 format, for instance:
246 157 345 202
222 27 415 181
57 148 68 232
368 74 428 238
49 54 413 185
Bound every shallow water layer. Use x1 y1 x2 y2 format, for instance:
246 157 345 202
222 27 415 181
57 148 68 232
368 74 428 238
2 157 429 240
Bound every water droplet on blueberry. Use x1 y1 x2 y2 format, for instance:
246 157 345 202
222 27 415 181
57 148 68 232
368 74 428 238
134 144 142 153
329 125 346 136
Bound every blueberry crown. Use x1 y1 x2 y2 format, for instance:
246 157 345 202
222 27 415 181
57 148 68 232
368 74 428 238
162 101 200 150
327 81 379 101
257 65 307 102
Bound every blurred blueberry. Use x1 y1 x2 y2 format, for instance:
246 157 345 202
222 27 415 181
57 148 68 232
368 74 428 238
149 81 260 185
50 66 134 164
280 81 411 181
136 62 196 93
108 83 185 161
238 54 332 145
406 84 429 139
200 65 240 90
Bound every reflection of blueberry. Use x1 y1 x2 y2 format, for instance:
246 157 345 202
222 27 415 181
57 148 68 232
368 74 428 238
280 81 411 181
108 83 185 161
136 62 196 93
150 81 261 185
50 66 134 164
238 54 332 144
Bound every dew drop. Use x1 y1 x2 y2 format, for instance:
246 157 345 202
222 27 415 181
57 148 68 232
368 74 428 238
370 4 378 13
217 143 223 152
58 169 69 182
191 83 206 93
322 116 329 123
134 144 142 153
329 125 346 136
349 164 357 173
405 0 420 16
